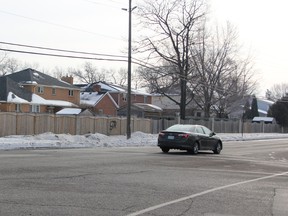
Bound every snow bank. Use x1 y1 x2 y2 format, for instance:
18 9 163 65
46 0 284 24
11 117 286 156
0 132 288 150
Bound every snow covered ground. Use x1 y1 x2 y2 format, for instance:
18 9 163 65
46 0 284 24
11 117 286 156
1 132 288 150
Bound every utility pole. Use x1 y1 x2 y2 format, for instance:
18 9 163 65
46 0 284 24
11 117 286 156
123 0 136 139
127 0 132 139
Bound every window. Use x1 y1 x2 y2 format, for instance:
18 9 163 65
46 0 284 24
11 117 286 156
122 93 127 101
68 90 74 96
52 88 56 95
37 86 44 94
144 96 147 103
31 105 40 113
196 127 204 134
196 112 201 117
202 126 212 135
15 104 21 112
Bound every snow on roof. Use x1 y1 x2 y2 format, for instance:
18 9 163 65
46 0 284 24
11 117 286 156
7 92 77 107
45 99 77 107
80 92 119 108
32 94 77 107
257 98 274 105
98 82 151 95
107 84 125 92
23 81 38 84
146 104 163 111
252 117 274 122
258 109 268 115
80 92 104 106
7 92 29 103
56 108 82 115
134 103 163 111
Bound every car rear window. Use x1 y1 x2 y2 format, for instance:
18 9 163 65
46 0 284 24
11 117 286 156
166 125 196 132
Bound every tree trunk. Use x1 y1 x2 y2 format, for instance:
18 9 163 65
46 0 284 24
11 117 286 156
180 78 187 120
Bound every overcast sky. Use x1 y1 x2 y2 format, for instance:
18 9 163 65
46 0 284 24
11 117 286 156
1 0 288 96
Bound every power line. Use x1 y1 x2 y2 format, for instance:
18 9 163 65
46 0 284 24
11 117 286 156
0 46 153 69
0 9 124 41
0 48 128 63
82 0 125 9
0 45 249 95
0 40 157 68
0 41 127 59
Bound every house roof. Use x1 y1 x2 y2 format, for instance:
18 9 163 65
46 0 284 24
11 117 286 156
80 92 119 108
0 72 77 107
56 108 82 115
56 108 94 116
6 68 79 89
80 81 151 96
152 94 195 109
5 92 77 107
252 117 274 122
30 94 78 107
133 103 163 112
0 76 32 102
118 103 163 112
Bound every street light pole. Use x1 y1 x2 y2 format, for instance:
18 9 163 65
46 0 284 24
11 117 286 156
127 0 132 139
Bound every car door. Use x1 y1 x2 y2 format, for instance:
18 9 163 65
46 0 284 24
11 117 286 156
201 126 216 150
195 126 207 149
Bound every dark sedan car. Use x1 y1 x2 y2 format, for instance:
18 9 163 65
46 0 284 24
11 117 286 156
157 124 222 154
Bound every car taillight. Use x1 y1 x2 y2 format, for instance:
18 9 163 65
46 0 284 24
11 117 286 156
178 133 189 138
158 132 165 137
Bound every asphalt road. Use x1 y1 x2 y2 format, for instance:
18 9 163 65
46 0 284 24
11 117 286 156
0 138 288 216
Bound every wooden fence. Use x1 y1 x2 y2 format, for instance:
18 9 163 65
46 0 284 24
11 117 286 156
152 117 282 134
0 112 284 137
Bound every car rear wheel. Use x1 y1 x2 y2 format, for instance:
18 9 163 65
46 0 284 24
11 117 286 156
213 142 222 154
188 142 199 154
161 148 169 153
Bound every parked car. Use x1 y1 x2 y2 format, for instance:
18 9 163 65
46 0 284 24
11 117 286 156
157 124 222 154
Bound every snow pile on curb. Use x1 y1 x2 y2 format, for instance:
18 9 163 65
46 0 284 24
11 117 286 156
0 132 288 150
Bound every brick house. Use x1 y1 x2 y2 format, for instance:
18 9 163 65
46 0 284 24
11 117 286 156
80 91 119 116
0 68 80 113
78 81 158 117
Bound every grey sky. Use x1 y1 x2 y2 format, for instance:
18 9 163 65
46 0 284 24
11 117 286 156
1 0 287 96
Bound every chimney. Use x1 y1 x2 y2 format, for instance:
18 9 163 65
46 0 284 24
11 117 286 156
92 84 101 92
61 76 74 85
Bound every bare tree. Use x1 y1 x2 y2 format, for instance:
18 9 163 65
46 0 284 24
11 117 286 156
109 68 128 86
0 53 8 76
136 0 207 119
22 62 39 70
52 66 67 79
0 53 22 76
138 64 196 108
190 22 256 117
267 83 288 101
69 62 106 84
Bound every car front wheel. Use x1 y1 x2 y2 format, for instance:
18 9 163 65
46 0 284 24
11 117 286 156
213 142 222 154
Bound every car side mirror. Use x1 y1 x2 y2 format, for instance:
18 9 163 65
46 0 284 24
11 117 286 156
210 132 216 137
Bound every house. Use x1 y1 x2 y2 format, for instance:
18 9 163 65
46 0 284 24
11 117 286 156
117 103 163 119
80 91 119 116
257 98 274 116
79 82 152 106
151 94 200 118
78 81 156 117
229 97 274 119
0 68 80 113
